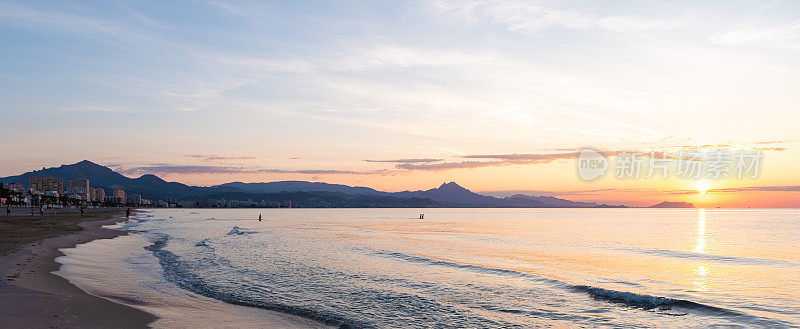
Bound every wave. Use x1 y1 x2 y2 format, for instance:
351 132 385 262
143 237 367 329
614 247 800 268
567 285 793 327
364 248 792 325
227 226 253 235
364 248 566 286
139 235 792 328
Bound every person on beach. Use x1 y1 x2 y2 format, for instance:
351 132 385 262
258 214 262 222
126 207 131 219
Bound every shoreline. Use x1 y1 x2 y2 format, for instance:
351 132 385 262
0 210 157 328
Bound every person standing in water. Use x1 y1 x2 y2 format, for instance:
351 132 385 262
258 214 262 222
126 207 131 219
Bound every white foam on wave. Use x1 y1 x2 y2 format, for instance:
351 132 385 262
227 226 252 235
583 287 677 307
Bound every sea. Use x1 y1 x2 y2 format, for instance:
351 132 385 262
55 208 800 328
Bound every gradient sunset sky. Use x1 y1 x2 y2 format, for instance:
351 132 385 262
1 1 799 207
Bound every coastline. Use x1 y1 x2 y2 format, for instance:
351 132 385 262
0 209 157 328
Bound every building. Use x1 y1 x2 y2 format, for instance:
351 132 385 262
127 194 142 206
90 187 106 202
110 189 126 205
66 178 90 200
8 183 24 192
29 177 63 196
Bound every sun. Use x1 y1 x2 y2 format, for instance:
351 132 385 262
696 181 711 194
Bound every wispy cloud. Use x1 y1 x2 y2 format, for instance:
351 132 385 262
711 19 800 49
396 151 621 171
118 165 249 175
364 158 443 164
62 106 125 113
709 185 800 193
205 156 257 161
753 140 784 145
426 0 692 34
187 155 258 161
0 3 123 36
116 164 390 176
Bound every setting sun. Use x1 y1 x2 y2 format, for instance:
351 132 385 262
696 181 711 195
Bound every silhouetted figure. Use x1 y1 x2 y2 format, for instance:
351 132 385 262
40 205 44 216
80 205 85 217
126 207 131 219
6 204 10 216
258 214 262 222
30 205 34 216
419 214 424 219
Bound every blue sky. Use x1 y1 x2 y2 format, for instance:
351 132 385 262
1 0 799 198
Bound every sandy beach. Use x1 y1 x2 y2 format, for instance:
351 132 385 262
0 208 157 328
0 209 333 329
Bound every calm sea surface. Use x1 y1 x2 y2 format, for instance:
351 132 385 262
57 208 800 328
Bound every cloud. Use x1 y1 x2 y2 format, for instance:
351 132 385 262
186 155 258 161
116 164 390 176
63 106 125 112
364 158 443 164
710 19 800 49
394 147 786 172
753 140 784 145
259 169 390 175
463 152 581 160
427 0 692 34
334 45 492 71
0 3 123 36
205 156 257 161
758 147 786 152
397 151 625 171
118 165 250 175
479 188 617 198
709 185 800 193
396 160 503 171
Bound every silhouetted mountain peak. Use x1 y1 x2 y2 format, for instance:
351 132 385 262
436 182 468 192
135 174 166 183
649 201 694 208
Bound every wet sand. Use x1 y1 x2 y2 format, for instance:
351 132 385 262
0 208 332 328
0 209 157 328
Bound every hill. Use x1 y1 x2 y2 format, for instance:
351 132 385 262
0 160 209 200
649 201 695 208
0 161 625 208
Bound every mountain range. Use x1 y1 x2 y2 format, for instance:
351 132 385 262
0 160 625 208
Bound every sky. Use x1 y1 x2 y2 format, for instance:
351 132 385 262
1 0 799 207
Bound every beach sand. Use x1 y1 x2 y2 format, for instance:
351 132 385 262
0 209 332 329
0 209 157 328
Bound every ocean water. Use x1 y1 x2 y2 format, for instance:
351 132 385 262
57 208 800 328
